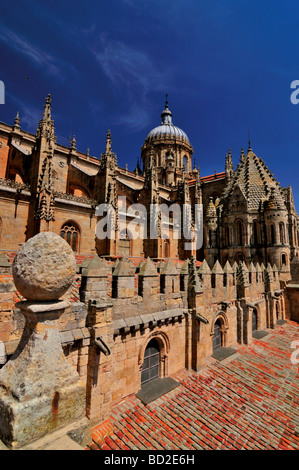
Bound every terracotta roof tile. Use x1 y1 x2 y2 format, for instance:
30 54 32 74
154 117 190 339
89 321 299 450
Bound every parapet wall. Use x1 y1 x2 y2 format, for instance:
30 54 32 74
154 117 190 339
0 251 294 428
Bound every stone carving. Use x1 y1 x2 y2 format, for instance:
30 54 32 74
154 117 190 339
12 232 76 301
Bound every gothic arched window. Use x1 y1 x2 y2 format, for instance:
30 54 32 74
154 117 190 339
252 220 259 245
224 224 230 247
235 220 244 246
183 156 188 172
279 223 285 245
270 224 276 245
60 222 80 252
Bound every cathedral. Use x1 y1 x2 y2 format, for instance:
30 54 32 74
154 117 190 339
0 94 298 267
0 94 299 449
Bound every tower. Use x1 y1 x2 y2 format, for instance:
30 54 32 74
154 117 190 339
141 96 193 186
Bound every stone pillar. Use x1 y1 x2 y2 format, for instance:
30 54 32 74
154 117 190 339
160 258 179 295
80 255 108 303
138 257 159 300
86 300 113 426
223 260 235 299
0 232 90 449
112 256 135 299
187 257 206 371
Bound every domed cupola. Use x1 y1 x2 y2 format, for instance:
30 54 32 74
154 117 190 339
141 96 194 185
144 96 191 145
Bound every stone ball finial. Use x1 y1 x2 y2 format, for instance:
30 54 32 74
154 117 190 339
12 232 76 301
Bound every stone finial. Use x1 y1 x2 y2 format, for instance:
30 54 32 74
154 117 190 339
112 258 120 272
223 260 233 273
0 253 12 272
12 232 76 301
188 256 203 293
0 232 88 449
232 261 239 272
81 255 108 277
248 262 256 273
157 260 165 272
112 256 135 277
14 111 20 130
105 130 112 154
198 259 211 274
236 261 249 286
211 260 223 274
180 259 190 275
161 258 177 275
255 262 262 273
70 135 77 152
136 260 145 272
139 257 158 277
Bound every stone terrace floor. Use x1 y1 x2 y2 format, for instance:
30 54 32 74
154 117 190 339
88 321 299 450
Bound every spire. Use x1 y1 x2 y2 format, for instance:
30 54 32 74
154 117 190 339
100 129 117 171
13 111 20 131
225 148 233 178
105 129 112 154
70 135 77 152
248 129 252 151
43 94 52 122
36 94 55 148
161 94 173 125
188 256 203 293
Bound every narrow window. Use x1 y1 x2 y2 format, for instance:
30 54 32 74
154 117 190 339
60 222 80 252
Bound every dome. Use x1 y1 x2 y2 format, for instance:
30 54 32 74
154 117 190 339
144 98 190 145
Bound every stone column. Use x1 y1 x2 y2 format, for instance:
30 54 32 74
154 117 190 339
0 232 90 449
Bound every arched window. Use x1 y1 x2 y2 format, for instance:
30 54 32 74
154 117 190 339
141 339 160 385
279 223 285 245
60 222 80 252
269 224 276 245
235 252 245 263
235 220 243 246
208 230 212 247
281 253 287 266
224 224 230 247
183 156 188 172
252 220 259 245
213 319 222 351
163 238 170 258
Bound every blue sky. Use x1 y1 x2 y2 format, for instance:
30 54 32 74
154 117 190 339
0 0 298 207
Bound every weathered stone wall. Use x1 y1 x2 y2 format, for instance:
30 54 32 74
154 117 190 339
0 250 292 433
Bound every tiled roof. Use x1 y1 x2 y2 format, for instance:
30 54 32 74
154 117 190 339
89 321 299 450
188 172 226 185
221 149 287 211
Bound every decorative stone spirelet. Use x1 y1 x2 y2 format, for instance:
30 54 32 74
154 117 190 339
12 231 76 301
